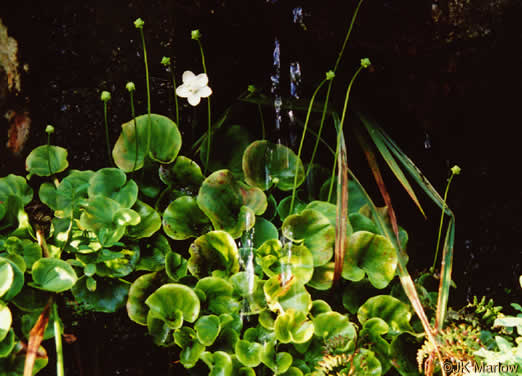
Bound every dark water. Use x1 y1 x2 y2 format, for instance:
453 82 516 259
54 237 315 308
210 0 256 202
2 0 521 374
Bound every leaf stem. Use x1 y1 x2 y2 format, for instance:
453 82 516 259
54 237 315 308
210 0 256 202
168 61 180 126
129 90 138 172
290 78 327 214
197 39 211 174
53 303 65 376
431 172 456 273
327 66 364 202
307 0 365 175
138 27 152 159
103 101 112 166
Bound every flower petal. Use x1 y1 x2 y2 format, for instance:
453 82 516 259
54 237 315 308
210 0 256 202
187 94 201 106
182 70 195 84
195 73 208 87
196 86 212 98
176 85 191 98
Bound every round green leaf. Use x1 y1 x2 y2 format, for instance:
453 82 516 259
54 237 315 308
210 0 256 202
88 168 138 208
307 262 334 291
260 341 293 374
0 304 11 342
147 311 176 347
243 140 305 191
200 351 234 376
31 258 77 292
274 309 314 344
136 234 170 272
11 286 49 312
94 246 140 278
235 339 263 367
282 209 335 266
126 272 164 325
26 145 69 176
253 217 278 248
357 295 413 336
72 277 129 312
39 170 93 218
113 114 182 171
197 170 267 238
0 329 15 358
159 156 204 189
264 274 312 314
0 174 33 206
0 262 13 299
165 251 188 281
188 231 239 278
313 312 356 349
145 284 200 328
195 315 221 346
342 231 397 289
163 196 211 240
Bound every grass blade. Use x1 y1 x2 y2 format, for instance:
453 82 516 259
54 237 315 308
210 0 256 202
333 129 349 283
435 218 455 331
358 113 426 218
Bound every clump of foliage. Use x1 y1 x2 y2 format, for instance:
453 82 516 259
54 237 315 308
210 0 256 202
1 4 518 376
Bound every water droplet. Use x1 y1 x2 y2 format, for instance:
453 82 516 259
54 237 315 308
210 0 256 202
424 132 431 150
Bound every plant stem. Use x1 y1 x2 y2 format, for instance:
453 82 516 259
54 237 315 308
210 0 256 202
129 90 139 172
168 62 180 126
258 104 266 140
103 101 112 166
53 303 65 376
307 0 365 176
139 28 152 159
290 78 327 214
431 173 456 272
197 39 212 174
46 132 53 176
327 66 364 202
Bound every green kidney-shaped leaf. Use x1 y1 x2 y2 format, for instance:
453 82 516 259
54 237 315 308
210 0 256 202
79 195 140 247
26 145 69 176
264 274 312 314
126 272 164 325
201 350 234 376
159 156 204 190
197 170 267 239
313 312 356 351
357 295 413 336
0 262 13 299
195 315 221 346
88 168 138 208
243 140 305 191
163 196 211 240
39 170 93 218
188 231 240 278
342 231 397 289
256 240 314 285
307 262 334 291
113 114 182 171
235 340 263 367
145 284 200 329
274 309 314 344
31 258 77 292
260 341 293 374
0 329 15 358
0 304 12 342
0 174 33 206
147 312 176 347
282 209 335 266
126 200 161 239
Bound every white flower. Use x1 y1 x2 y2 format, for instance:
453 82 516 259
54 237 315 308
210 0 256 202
176 71 212 106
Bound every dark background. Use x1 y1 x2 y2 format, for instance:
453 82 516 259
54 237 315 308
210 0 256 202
1 1 521 374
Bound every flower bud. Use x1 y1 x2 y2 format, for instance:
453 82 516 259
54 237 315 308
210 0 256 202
134 18 144 29
191 29 201 40
161 56 171 66
451 165 461 175
326 70 335 80
126 82 136 92
360 58 371 68
100 91 111 102
45 125 54 134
